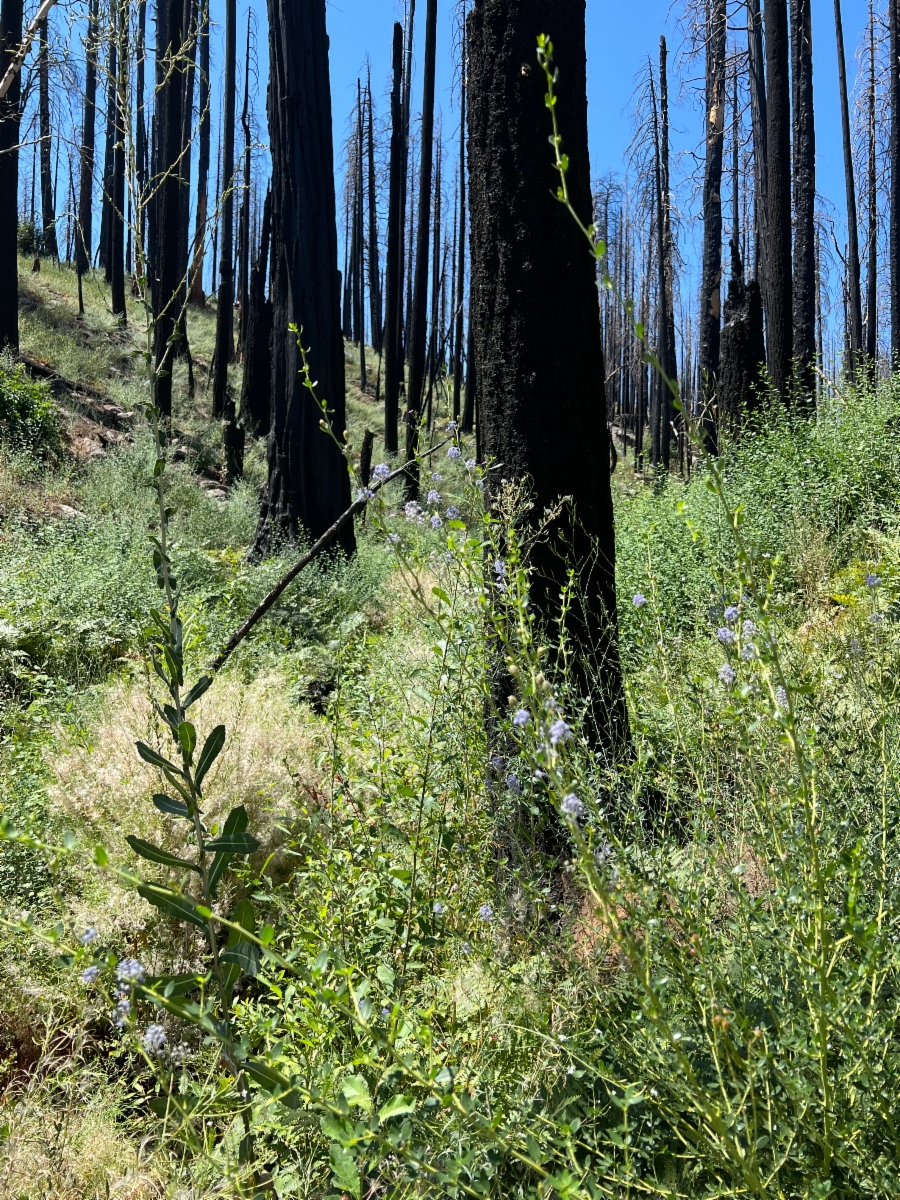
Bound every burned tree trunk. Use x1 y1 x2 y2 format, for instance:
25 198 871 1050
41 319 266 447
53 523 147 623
366 70 383 356
452 26 467 424
404 0 439 498
747 0 768 348
189 0 210 304
790 0 816 400
764 0 793 396
867 3 878 365
468 0 629 754
109 0 127 321
38 17 58 260
152 0 186 419
383 22 404 453
98 27 116 277
719 246 765 428
136 0 148 273
211 0 237 420
239 187 272 436
76 0 98 289
254 0 354 557
835 0 862 375
0 0 23 351
699 0 726 453
237 8 252 348
659 35 676 467
891 0 900 361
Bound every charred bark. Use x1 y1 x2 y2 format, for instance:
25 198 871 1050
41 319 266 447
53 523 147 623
764 0 793 396
109 0 127 320
38 18 58 260
240 188 273 436
699 0 726 453
189 0 210 304
790 0 816 400
75 0 98 287
366 70 383 355
467 0 629 755
0 0 23 351
254 0 354 557
404 0 439 498
452 31 467 424
211 0 237 419
867 4 878 365
891 0 900 360
747 0 769 345
151 0 186 420
383 22 404 453
835 0 862 375
719 242 765 427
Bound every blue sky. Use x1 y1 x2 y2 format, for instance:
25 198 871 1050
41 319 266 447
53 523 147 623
321 0 874 238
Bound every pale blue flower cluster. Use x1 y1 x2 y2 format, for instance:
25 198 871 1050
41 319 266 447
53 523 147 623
632 593 647 608
81 966 100 985
479 904 494 923
143 1024 168 1056
116 958 146 986
513 709 530 727
724 605 740 624
506 773 522 795
549 719 572 746
427 489 442 505
717 627 737 647
372 463 391 483
447 446 462 460
80 928 98 946
718 664 736 686
430 514 443 530
446 506 461 520
561 794 585 819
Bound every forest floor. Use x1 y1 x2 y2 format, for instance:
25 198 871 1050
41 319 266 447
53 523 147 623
1 260 900 1197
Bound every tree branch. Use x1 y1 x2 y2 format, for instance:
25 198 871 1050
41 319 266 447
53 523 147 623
0 0 58 100
209 439 450 672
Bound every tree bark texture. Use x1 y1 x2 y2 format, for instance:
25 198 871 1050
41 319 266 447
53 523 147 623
383 22 404 453
211 0 237 419
239 187 272 436
790 0 816 400
699 0 726 454
254 0 354 558
366 71 383 355
891 0 900 359
867 6 878 364
452 30 467 423
38 18 58 260
467 0 629 753
136 0 148 271
151 0 186 419
109 0 127 319
76 0 97 280
719 244 765 427
834 0 862 374
747 0 769 334
404 0 438 498
98 30 115 276
189 0 210 304
0 0 23 351
659 35 676 464
764 0 793 396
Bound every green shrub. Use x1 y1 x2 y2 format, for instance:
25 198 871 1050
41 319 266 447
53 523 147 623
0 355 61 457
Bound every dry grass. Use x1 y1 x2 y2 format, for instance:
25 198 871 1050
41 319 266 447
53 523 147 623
46 670 324 951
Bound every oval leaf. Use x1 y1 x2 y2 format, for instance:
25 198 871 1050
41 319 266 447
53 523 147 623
137 883 209 930
195 725 227 789
127 836 199 873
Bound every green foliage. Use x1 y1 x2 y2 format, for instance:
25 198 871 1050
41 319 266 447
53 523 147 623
0 355 61 458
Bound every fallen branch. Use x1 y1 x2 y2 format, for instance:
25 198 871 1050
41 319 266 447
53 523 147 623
209 439 450 672
0 0 58 100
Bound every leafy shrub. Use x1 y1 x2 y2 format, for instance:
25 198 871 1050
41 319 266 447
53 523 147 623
0 355 61 458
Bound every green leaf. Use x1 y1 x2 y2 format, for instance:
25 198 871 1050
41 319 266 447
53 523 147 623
152 793 192 821
378 1094 416 1122
341 1074 372 1113
144 972 204 997
195 725 226 790
221 941 261 978
137 883 209 930
127 836 199 873
93 844 109 867
244 1059 301 1109
205 832 260 855
329 1145 361 1200
208 806 250 896
178 722 197 761
136 741 181 776
183 676 213 710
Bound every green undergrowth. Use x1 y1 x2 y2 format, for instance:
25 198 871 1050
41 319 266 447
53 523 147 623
3 266 900 1194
